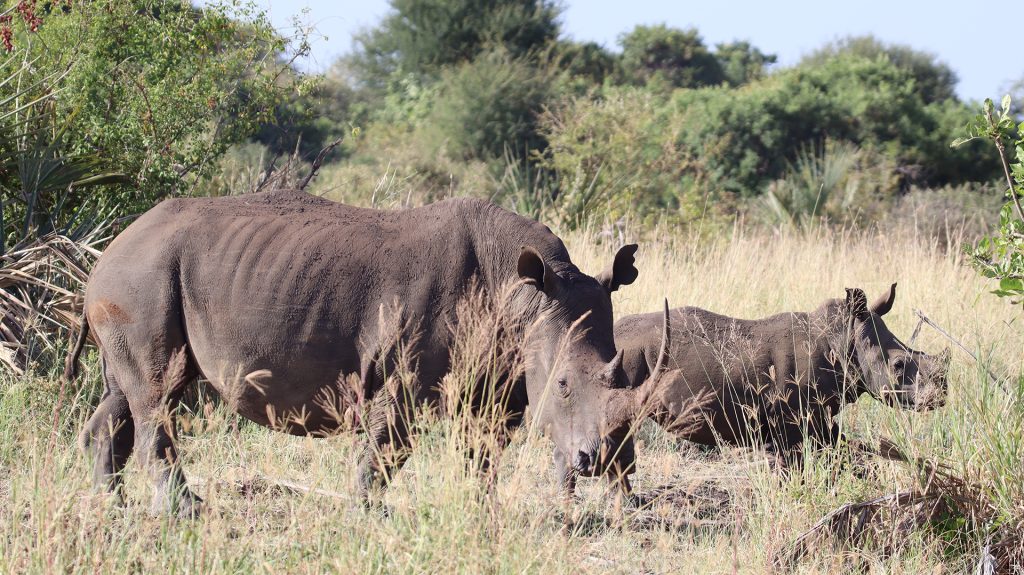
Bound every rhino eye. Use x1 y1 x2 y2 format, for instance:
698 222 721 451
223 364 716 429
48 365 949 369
557 377 570 397
892 358 906 375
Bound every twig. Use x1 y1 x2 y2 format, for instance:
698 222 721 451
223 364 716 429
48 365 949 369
297 138 344 191
190 471 348 501
912 309 1008 393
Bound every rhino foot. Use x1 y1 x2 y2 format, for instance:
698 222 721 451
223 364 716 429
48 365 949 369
151 487 203 519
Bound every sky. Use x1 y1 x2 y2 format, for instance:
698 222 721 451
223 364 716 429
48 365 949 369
253 0 1019 102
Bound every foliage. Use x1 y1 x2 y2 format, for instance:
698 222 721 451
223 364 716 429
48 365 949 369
2 0 309 211
761 140 866 228
538 87 702 223
349 0 560 91
0 74 128 253
955 96 1024 305
251 65 362 160
540 53 997 225
551 40 616 86
615 25 724 90
421 50 557 161
714 40 777 87
801 35 959 104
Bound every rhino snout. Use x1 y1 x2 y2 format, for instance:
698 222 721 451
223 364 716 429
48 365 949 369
572 449 596 475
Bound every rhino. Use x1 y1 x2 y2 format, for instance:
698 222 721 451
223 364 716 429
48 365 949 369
65 190 656 515
615 285 950 455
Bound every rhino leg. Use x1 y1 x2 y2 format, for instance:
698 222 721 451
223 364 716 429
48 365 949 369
110 346 201 518
356 388 414 504
80 359 134 498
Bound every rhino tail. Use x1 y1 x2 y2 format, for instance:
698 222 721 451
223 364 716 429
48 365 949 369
63 314 90 383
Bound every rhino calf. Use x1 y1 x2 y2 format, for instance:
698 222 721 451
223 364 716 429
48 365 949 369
617 284 950 454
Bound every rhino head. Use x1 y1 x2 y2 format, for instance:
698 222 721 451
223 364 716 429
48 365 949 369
843 283 951 410
517 244 644 479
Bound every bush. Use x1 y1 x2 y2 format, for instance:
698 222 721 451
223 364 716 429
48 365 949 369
956 96 1024 305
616 25 724 90
759 140 899 229
3 0 308 212
422 50 557 162
538 86 708 223
801 35 958 104
540 53 998 227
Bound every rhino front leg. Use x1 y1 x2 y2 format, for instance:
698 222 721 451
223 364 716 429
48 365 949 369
552 448 578 531
356 390 414 506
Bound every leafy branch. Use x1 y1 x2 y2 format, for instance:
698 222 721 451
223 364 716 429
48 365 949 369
953 95 1024 305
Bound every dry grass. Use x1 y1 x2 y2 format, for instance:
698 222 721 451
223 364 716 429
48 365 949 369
1 223 1021 573
0 229 106 375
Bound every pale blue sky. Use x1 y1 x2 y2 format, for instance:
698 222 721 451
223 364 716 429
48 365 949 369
255 0 1018 102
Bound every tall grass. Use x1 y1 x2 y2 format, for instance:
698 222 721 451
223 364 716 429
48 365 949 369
0 224 1021 573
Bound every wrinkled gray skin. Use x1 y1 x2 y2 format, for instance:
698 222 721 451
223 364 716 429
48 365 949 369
616 284 951 454
66 190 642 516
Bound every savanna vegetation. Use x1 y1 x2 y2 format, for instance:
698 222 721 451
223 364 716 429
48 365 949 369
1 0 1022 573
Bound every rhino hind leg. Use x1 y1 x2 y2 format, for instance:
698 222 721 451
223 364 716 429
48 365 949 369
108 345 202 518
80 360 135 498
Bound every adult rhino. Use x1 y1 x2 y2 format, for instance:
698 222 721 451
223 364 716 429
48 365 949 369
616 285 950 454
65 190 650 516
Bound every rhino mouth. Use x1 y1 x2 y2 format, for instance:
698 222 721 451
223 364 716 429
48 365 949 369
572 433 635 478
881 379 947 411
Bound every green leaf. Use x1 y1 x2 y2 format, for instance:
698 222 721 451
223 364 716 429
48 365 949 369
950 136 975 148
999 277 1024 293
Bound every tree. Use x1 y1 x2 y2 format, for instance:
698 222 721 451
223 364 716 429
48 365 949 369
2 0 309 210
552 40 615 85
715 40 776 86
956 96 1024 306
349 0 560 91
424 50 554 161
253 64 363 159
616 25 724 89
801 36 959 104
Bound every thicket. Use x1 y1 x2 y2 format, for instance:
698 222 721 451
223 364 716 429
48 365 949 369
267 0 1005 232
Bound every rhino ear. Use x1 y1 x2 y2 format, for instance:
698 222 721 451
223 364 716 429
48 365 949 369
869 283 897 316
597 244 639 293
845 288 870 320
518 246 560 295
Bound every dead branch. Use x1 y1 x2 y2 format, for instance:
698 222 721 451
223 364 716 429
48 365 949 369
297 138 344 191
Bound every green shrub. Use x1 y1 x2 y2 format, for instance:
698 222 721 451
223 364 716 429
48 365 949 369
758 140 901 228
956 96 1024 305
538 86 708 223
2 0 307 212
801 35 958 104
616 25 724 90
422 50 557 161
540 53 998 226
